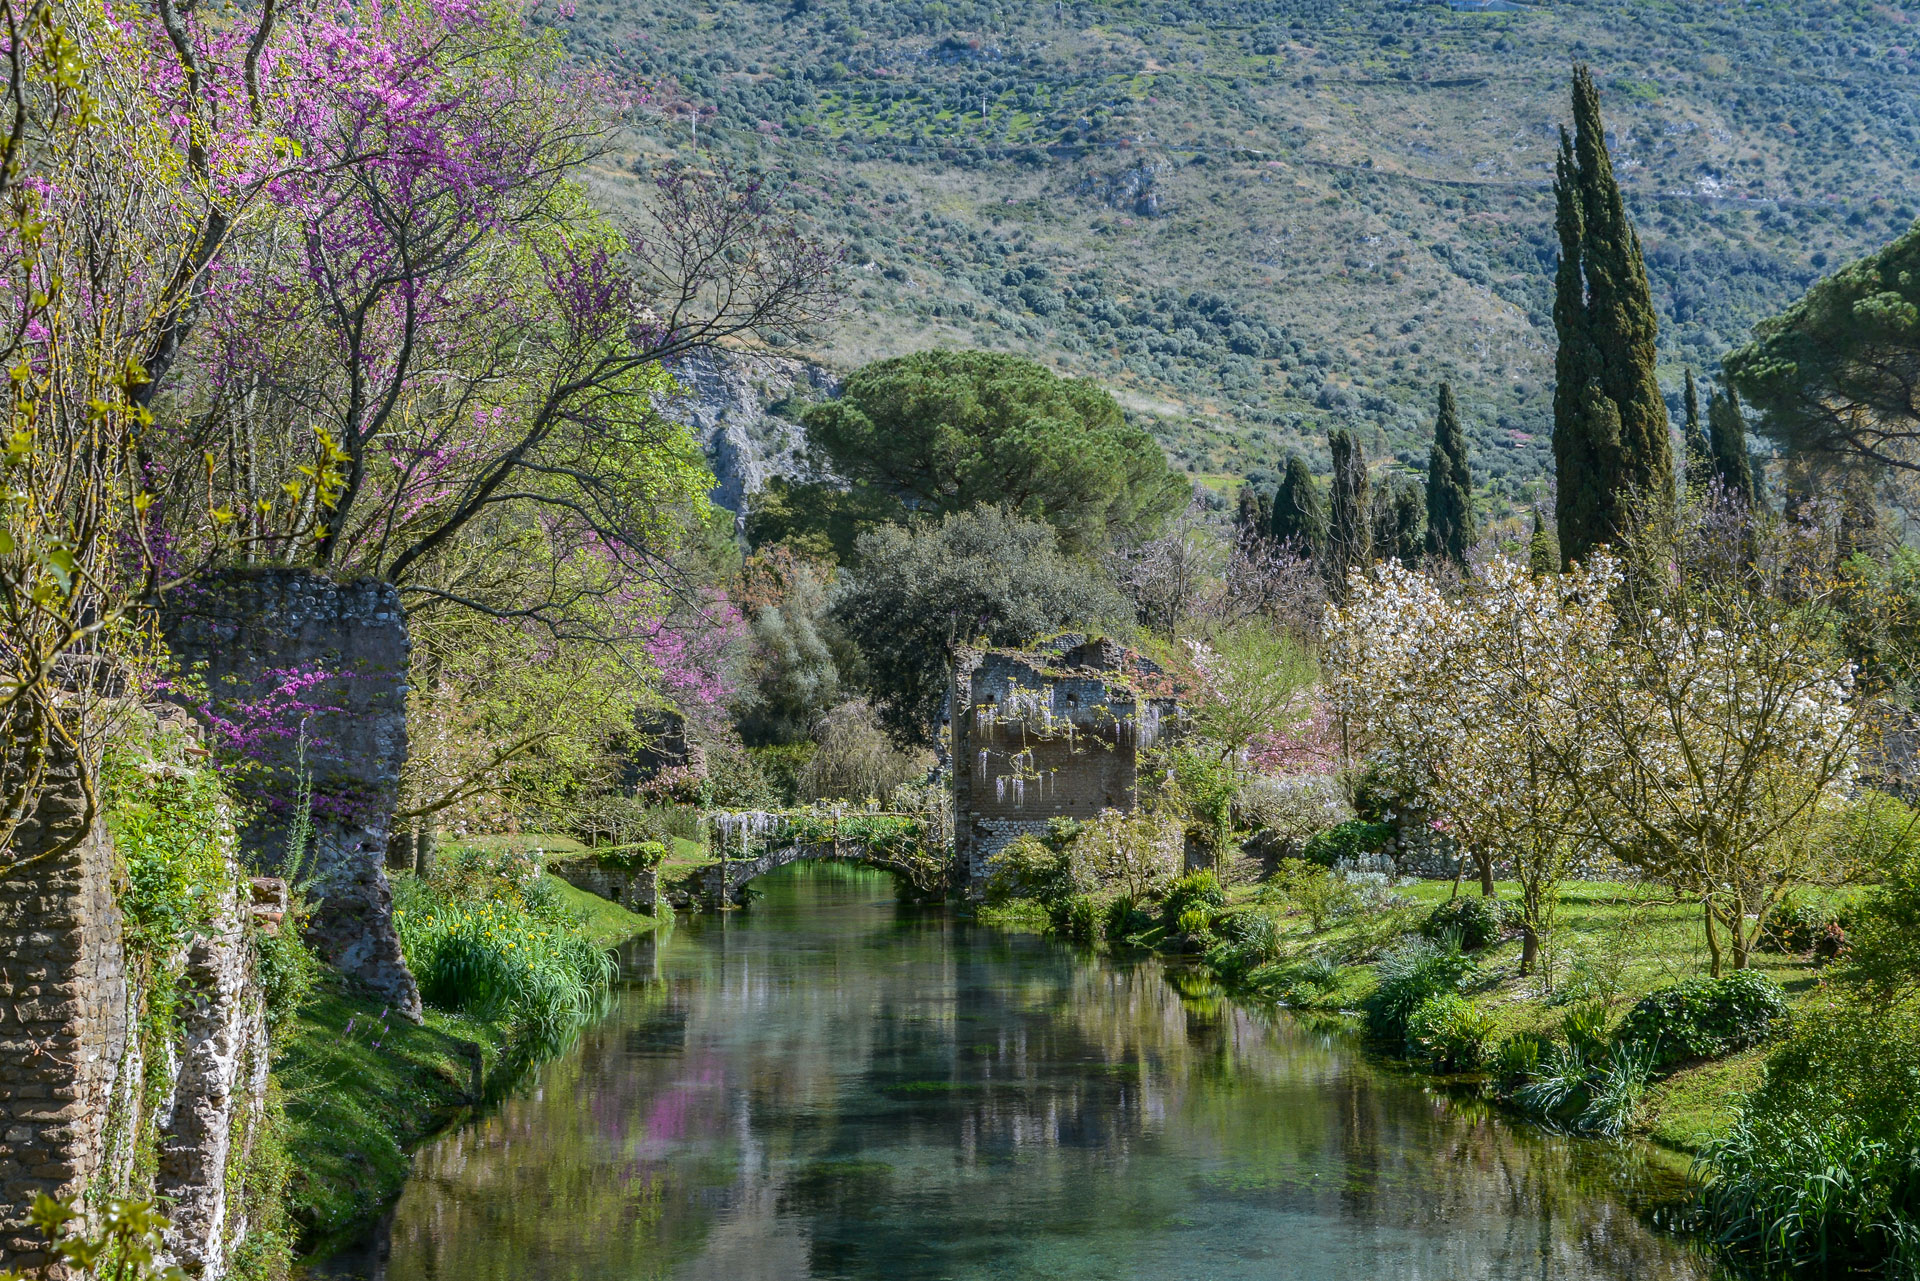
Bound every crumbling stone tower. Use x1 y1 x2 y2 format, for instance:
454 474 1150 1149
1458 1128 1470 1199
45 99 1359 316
950 636 1180 889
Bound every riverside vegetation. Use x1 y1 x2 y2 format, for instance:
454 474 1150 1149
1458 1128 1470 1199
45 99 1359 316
5 0 1920 1272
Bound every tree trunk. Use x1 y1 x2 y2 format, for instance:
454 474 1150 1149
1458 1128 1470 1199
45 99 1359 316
1702 898 1723 977
1519 923 1539 976
1477 850 1495 897
413 820 438 879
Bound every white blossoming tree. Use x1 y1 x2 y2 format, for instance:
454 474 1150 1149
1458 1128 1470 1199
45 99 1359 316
1575 580 1861 974
1326 555 1618 977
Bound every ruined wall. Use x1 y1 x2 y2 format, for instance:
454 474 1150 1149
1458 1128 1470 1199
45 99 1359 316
0 750 275 1279
0 755 133 1271
163 569 420 1019
951 640 1179 888
547 859 658 917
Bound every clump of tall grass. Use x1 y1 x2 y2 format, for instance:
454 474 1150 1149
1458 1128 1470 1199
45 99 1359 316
395 848 616 1049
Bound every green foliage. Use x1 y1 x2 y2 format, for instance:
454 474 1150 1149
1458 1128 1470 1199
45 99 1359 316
1272 862 1361 933
0 1195 187 1281
594 841 667 872
1164 746 1238 859
803 350 1185 554
1268 453 1325 556
1324 427 1370 590
1552 64 1671 567
1102 893 1152 943
1424 383 1474 565
750 742 816 805
1403 992 1494 1071
744 477 903 565
101 756 233 959
1513 1009 1656 1139
255 924 320 1034
983 830 1084 906
1364 935 1477 1045
834 504 1128 743
395 851 616 1050
1705 383 1755 504
796 698 933 802
1490 1031 1548 1088
1615 971 1792 1069
1300 818 1392 869
1728 218 1920 478
1759 897 1849 959
1420 898 1505 956
1420 895 1507 951
700 739 781 809
1051 893 1099 943
1163 869 1226 923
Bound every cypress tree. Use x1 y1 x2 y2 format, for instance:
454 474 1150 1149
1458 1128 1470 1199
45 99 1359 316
1269 453 1327 557
1707 383 1756 506
1234 483 1272 548
1424 382 1474 565
1551 65 1673 567
1326 428 1372 593
1528 508 1559 576
1682 368 1713 491
1372 475 1425 567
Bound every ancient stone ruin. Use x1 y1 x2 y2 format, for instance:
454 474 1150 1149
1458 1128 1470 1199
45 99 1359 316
950 636 1181 888
163 569 420 1020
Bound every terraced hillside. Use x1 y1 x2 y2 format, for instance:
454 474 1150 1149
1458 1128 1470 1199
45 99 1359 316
556 0 1920 511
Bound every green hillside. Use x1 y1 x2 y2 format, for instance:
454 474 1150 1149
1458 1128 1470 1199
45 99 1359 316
559 0 1920 510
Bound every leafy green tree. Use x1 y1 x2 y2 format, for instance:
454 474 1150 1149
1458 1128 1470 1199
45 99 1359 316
1326 428 1372 592
1551 65 1672 567
1268 453 1326 557
802 350 1186 553
744 476 902 564
833 505 1128 744
1424 383 1474 565
1707 383 1757 505
1683 368 1713 490
1727 222 1920 479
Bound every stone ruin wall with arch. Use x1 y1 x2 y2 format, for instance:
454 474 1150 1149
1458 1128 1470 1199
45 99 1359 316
950 636 1180 889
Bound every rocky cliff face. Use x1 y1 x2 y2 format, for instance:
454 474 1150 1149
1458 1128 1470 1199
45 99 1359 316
662 349 841 517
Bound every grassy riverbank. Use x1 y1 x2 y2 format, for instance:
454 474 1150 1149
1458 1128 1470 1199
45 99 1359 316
276 866 655 1253
983 871 1840 1157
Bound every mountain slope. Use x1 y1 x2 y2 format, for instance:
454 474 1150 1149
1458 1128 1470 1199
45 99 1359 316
562 0 1920 510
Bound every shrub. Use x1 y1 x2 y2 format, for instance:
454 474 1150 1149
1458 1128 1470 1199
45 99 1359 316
1420 896 1506 950
596 840 666 872
395 871 616 1049
1049 893 1099 943
1364 937 1478 1044
1490 1032 1547 1087
1103 894 1153 943
1163 869 1226 923
1615 971 1791 1069
1273 863 1360 932
1176 907 1216 939
1206 909 1284 979
1761 897 1850 959
985 833 1082 906
1301 818 1394 868
1236 773 1351 849
255 922 320 1032
1404 992 1494 1070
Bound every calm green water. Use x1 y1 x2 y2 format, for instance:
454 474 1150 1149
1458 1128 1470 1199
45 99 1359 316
334 863 1720 1281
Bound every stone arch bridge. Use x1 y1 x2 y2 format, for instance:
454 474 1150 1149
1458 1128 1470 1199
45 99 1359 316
694 825 948 909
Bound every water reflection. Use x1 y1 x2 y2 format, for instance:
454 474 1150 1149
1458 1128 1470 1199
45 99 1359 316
326 863 1718 1281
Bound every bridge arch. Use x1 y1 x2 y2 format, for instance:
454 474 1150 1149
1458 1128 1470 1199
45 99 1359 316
695 810 949 909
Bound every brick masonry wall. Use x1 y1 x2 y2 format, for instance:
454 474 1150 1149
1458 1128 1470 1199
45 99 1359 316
163 569 420 1019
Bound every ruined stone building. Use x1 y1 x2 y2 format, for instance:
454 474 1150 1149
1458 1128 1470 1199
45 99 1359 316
950 636 1181 887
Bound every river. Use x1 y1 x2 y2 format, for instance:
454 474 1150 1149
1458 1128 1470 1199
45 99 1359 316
328 862 1720 1280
